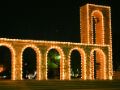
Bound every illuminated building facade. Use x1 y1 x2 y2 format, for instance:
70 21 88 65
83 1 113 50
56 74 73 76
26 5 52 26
0 4 112 80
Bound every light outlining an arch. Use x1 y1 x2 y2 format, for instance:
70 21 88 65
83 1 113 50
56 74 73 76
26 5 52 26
108 46 113 80
69 47 86 80
90 48 106 80
21 44 41 80
0 43 16 80
91 10 105 44
87 4 90 44
46 46 65 80
108 7 113 80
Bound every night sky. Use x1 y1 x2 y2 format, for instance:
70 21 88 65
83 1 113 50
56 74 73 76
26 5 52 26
0 0 119 70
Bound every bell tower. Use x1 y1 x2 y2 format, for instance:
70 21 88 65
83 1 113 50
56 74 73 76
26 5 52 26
80 3 112 45
80 4 113 80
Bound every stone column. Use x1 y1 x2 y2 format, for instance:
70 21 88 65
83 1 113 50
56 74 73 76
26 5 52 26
14 46 23 80
86 49 92 80
64 54 70 80
40 47 47 80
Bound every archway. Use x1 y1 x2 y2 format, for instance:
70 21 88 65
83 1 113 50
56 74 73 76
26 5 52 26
0 46 11 79
90 49 106 80
22 47 37 80
69 48 86 80
47 49 61 79
91 10 104 44
70 50 81 79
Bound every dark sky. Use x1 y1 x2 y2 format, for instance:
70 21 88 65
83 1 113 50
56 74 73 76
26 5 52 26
0 0 119 70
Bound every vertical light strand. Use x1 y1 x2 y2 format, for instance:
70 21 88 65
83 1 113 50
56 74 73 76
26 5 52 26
20 51 22 80
109 7 113 80
101 13 105 45
103 51 107 79
62 54 65 80
82 48 86 80
12 47 16 80
45 51 47 80
35 47 41 80
87 4 90 44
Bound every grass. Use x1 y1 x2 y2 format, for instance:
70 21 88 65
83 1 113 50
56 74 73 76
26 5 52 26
0 80 120 90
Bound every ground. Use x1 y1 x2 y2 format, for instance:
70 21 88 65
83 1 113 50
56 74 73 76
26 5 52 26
0 80 120 90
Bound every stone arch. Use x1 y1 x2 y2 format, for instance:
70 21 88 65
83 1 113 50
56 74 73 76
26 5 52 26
69 47 86 80
91 10 104 44
21 45 41 80
0 43 15 80
46 46 64 80
90 48 106 80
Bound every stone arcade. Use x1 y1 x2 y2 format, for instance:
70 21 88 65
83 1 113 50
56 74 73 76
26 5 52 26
0 4 112 80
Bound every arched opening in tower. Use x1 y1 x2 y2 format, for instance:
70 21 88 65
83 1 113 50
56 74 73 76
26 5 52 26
70 50 81 79
47 49 60 79
92 16 96 44
22 47 37 80
90 49 106 80
0 46 11 79
91 11 104 44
